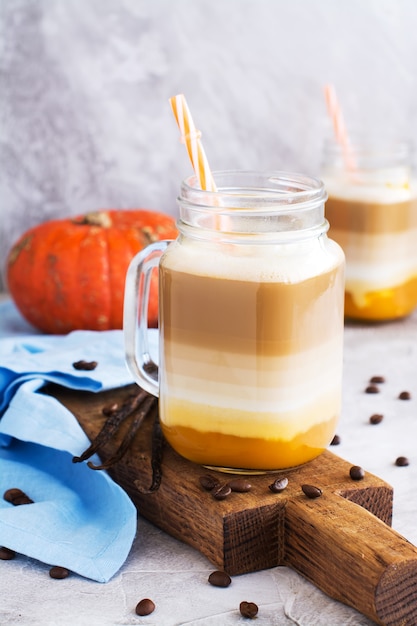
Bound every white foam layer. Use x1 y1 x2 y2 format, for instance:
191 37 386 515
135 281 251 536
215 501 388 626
160 337 343 438
331 228 417 289
324 171 417 204
162 236 344 284
161 392 339 441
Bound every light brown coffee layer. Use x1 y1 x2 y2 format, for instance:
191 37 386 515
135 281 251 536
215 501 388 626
160 266 344 356
325 195 417 234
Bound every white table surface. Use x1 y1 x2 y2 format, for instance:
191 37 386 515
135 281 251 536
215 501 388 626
1 295 417 626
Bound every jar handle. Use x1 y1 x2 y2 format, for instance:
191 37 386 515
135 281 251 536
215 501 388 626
123 240 171 397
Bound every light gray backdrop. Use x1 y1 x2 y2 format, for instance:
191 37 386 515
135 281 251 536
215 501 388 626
1 0 417 291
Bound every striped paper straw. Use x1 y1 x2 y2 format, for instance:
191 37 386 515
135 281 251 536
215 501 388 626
169 94 217 192
324 84 356 170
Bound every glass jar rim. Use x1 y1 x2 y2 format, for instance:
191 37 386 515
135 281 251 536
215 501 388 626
179 170 327 211
177 170 328 240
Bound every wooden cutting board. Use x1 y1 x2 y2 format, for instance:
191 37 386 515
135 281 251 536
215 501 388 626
47 382 417 626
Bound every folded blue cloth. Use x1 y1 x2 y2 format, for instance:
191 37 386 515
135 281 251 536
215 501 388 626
0 299 152 582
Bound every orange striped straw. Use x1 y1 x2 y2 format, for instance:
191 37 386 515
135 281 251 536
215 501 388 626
169 94 217 192
324 84 356 170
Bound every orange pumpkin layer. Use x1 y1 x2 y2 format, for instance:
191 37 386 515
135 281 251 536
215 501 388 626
6 210 177 334
344 275 417 322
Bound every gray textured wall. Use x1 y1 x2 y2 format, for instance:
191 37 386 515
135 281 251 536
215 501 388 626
1 0 417 290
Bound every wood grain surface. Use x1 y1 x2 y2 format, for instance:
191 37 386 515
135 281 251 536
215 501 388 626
47 382 417 626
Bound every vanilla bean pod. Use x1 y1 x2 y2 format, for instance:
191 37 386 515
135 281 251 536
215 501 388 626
135 407 165 494
72 388 148 464
87 395 157 470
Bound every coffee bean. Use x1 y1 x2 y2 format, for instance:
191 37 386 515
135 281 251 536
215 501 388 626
208 570 232 588
398 391 411 400
239 601 258 619
143 361 158 376
135 598 155 616
212 484 232 500
0 547 16 560
369 414 384 425
3 488 33 505
72 360 98 371
370 376 385 384
199 475 220 491
227 478 252 493
395 456 410 467
301 484 322 499
49 566 70 579
365 385 379 394
269 477 289 493
330 434 341 445
350 465 365 480
3 488 25 503
3 487 25 502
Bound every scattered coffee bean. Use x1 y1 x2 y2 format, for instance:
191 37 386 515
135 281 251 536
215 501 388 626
269 477 289 493
395 456 410 467
398 391 411 400
227 478 252 493
239 601 258 619
349 465 365 481
135 598 155 616
330 434 341 445
0 547 16 560
102 402 119 416
301 484 322 499
369 413 384 425
199 475 220 491
3 488 25 503
212 483 232 500
72 360 98 371
365 385 379 394
3 488 33 505
370 376 385 384
49 566 70 579
208 570 232 588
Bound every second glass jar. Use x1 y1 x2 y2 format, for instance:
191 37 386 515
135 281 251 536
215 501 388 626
322 137 417 321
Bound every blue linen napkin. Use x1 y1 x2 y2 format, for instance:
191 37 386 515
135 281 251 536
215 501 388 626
0 299 153 582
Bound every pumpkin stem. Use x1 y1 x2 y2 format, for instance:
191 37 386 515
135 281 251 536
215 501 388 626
72 211 112 228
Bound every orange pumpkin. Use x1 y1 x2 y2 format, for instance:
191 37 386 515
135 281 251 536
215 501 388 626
6 209 178 334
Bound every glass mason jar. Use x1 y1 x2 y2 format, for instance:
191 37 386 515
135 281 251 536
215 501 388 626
322 137 417 321
124 171 345 473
